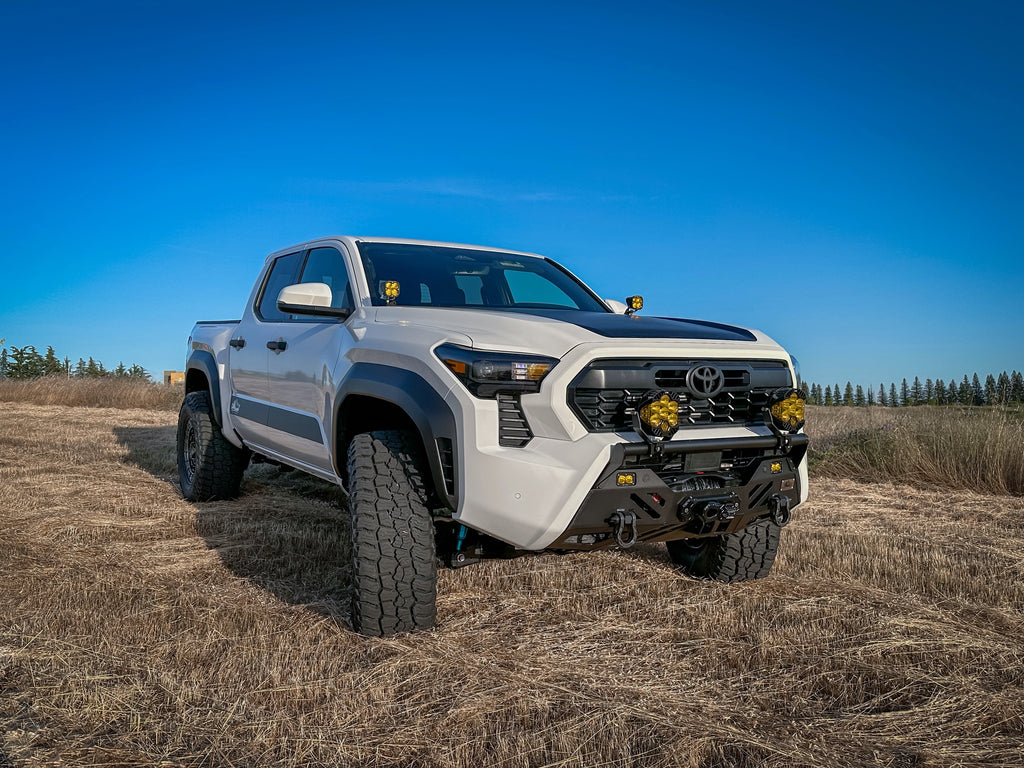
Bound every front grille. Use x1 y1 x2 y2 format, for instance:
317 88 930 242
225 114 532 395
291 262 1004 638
569 359 790 433
497 393 533 447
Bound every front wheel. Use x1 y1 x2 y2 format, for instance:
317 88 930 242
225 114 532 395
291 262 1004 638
346 430 438 637
176 391 248 501
667 519 780 582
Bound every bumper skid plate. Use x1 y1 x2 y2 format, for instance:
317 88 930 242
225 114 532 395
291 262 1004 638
551 433 807 550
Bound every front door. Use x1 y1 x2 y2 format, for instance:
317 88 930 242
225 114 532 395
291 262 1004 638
262 245 357 475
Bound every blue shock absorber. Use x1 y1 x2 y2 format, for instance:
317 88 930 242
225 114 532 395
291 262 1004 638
455 523 468 552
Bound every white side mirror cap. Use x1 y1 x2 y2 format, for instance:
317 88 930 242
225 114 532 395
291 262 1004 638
605 299 628 314
278 282 333 309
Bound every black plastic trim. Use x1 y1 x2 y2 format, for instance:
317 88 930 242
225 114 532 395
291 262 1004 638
335 363 459 510
186 350 223 426
230 396 324 444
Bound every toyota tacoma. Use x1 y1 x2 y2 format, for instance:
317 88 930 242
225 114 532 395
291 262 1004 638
178 236 808 636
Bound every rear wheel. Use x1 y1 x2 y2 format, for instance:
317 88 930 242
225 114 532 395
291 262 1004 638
176 391 248 501
667 519 780 582
346 430 437 636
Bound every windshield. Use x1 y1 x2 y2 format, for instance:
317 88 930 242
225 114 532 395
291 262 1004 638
357 242 609 312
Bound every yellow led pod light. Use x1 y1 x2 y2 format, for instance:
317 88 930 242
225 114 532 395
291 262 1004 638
380 280 401 305
632 391 680 443
767 388 806 432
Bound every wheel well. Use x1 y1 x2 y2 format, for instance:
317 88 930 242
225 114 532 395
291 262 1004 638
335 394 430 485
185 367 209 395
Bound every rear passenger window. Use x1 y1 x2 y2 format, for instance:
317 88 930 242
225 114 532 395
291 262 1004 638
257 251 303 321
300 247 353 311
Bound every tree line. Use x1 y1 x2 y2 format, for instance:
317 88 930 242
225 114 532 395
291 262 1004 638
0 341 150 381
804 371 1024 408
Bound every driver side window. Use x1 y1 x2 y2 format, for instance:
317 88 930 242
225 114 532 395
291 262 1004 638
300 247 354 312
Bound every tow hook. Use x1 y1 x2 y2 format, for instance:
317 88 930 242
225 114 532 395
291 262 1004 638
769 494 792 527
609 509 638 549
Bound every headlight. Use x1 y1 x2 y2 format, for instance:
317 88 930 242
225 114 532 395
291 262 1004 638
767 388 806 432
435 343 557 398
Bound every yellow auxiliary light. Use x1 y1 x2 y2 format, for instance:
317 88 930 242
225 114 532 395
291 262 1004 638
625 295 644 315
634 391 680 442
381 280 401 304
616 472 636 486
768 389 806 432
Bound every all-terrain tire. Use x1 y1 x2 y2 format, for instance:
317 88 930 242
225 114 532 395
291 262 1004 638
346 430 437 637
176 391 248 501
667 519 780 582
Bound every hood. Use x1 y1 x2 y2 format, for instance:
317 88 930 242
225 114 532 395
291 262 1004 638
371 307 761 358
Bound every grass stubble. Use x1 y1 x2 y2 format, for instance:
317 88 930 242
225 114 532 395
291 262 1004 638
0 398 1022 767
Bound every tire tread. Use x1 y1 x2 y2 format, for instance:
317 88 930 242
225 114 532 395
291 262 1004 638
346 430 437 637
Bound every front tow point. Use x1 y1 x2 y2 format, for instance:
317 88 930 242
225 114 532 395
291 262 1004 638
768 494 792 527
609 509 638 548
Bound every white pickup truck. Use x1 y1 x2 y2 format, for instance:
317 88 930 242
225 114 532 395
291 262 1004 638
178 236 808 636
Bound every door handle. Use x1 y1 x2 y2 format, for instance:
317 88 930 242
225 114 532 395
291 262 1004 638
267 339 288 352
229 337 246 349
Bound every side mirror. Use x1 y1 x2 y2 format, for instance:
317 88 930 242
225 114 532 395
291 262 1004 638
605 299 628 314
277 282 350 318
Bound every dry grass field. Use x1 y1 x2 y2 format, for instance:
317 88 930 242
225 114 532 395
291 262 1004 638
2 399 1023 767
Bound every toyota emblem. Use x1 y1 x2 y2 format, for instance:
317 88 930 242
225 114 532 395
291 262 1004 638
686 365 724 398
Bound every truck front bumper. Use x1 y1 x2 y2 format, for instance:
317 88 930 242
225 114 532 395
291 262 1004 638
548 433 808 550
452 412 808 550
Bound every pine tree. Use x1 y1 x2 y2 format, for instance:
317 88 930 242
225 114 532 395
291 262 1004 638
900 378 910 407
1011 371 1024 403
958 375 971 405
855 384 865 406
63 356 71 377
824 385 833 407
924 378 934 404
948 379 957 405
910 376 922 406
0 347 7 378
890 383 899 407
74 358 87 377
996 372 1010 405
984 374 997 405
935 379 947 405
8 345 44 378
128 364 149 380
833 383 842 407
971 373 984 406
42 346 63 376
843 382 854 406
86 357 100 377
867 387 875 406
114 362 128 377
878 383 888 407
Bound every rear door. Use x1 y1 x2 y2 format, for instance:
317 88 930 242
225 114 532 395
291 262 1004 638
227 250 304 446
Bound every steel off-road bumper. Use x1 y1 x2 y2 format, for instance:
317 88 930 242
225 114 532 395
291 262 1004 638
549 433 809 550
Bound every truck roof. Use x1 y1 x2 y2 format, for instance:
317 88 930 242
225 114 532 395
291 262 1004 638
266 236 543 262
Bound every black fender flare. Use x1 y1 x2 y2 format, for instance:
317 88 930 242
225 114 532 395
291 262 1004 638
335 362 458 510
186 350 223 426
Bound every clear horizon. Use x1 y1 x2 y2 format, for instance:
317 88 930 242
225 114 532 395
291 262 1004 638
1 1 1021 387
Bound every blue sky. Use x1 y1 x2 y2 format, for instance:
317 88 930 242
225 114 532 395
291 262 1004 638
1 0 1020 388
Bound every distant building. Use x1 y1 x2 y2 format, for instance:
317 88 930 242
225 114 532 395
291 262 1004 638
164 370 185 386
